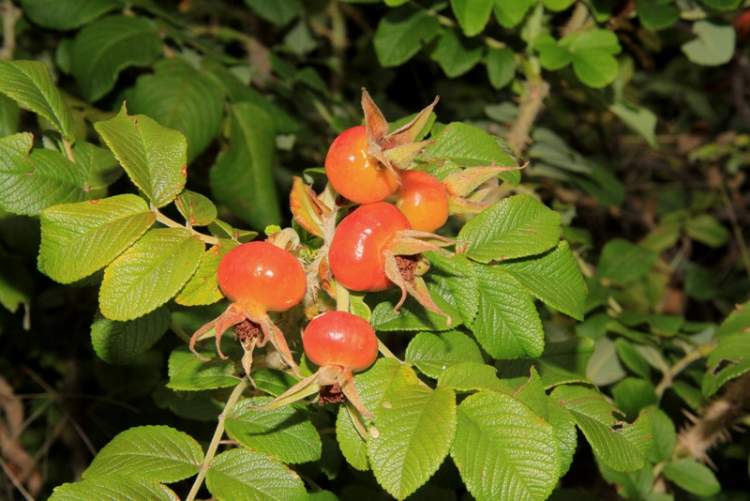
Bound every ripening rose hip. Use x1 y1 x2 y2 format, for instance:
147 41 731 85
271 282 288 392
303 311 378 372
329 202 410 292
325 125 400 204
190 241 306 375
396 170 449 232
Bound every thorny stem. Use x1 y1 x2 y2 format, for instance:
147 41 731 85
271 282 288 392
719 179 750 279
655 342 716 398
0 0 20 60
153 208 220 246
185 378 249 501
506 78 550 156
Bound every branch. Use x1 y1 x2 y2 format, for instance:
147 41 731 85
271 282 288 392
153 208 220 246
675 372 750 464
0 0 21 60
655 343 716 398
185 378 248 501
506 79 550 156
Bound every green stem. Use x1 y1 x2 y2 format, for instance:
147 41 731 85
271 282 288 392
335 283 350 312
153 208 220 246
185 378 249 501
655 342 716 398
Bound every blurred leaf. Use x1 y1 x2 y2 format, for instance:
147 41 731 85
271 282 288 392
614 339 651 379
597 239 657 285
0 60 75 139
83 425 202 482
635 0 679 30
485 47 517 89
611 378 657 420
373 7 441 67
685 214 729 248
663 459 720 496
71 15 162 101
610 101 657 148
450 0 493 36
206 449 307 501
682 21 735 67
405 330 484 378
494 0 536 27
20 0 118 30
210 102 281 229
244 0 303 26
431 31 484 78
90 307 170 364
587 337 626 386
452 391 560 501
543 0 575 11
99 228 203 321
95 105 187 208
39 194 155 284
128 60 225 161
0 94 19 136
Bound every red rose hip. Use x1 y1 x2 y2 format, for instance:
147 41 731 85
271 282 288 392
303 311 378 372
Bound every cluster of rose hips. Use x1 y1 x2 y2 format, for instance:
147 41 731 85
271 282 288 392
189 91 515 426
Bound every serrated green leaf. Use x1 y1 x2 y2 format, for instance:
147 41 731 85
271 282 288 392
91 307 170 364
210 102 281 229
71 15 162 101
99 228 203 321
551 385 619 424
83 425 203 482
73 141 119 193
431 31 484 78
49 474 178 501
427 253 479 325
452 391 560 501
370 284 460 332
437 362 509 392
485 47 517 89
175 190 218 227
597 238 657 285
682 21 735 67
0 60 74 139
20 0 118 30
128 59 225 161
206 449 307 501
373 7 441 67
167 346 239 391
368 384 456 500
498 241 586 320
95 105 187 208
226 397 322 464
514 369 577 476
568 410 644 472
244 0 303 26
336 359 418 471
0 135 87 215
703 330 750 396
472 266 545 359
458 195 561 263
638 406 675 463
663 459 720 496
176 241 236 306
0 94 20 136
425 122 518 184
39 194 155 284
153 386 222 422
405 330 483 378
450 0 493 36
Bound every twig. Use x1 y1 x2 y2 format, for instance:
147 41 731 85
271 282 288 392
153 208 220 246
506 79 550 156
560 2 590 36
0 0 21 60
0 460 34 501
719 179 750 279
185 378 249 501
655 342 715 398
62 139 75 163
